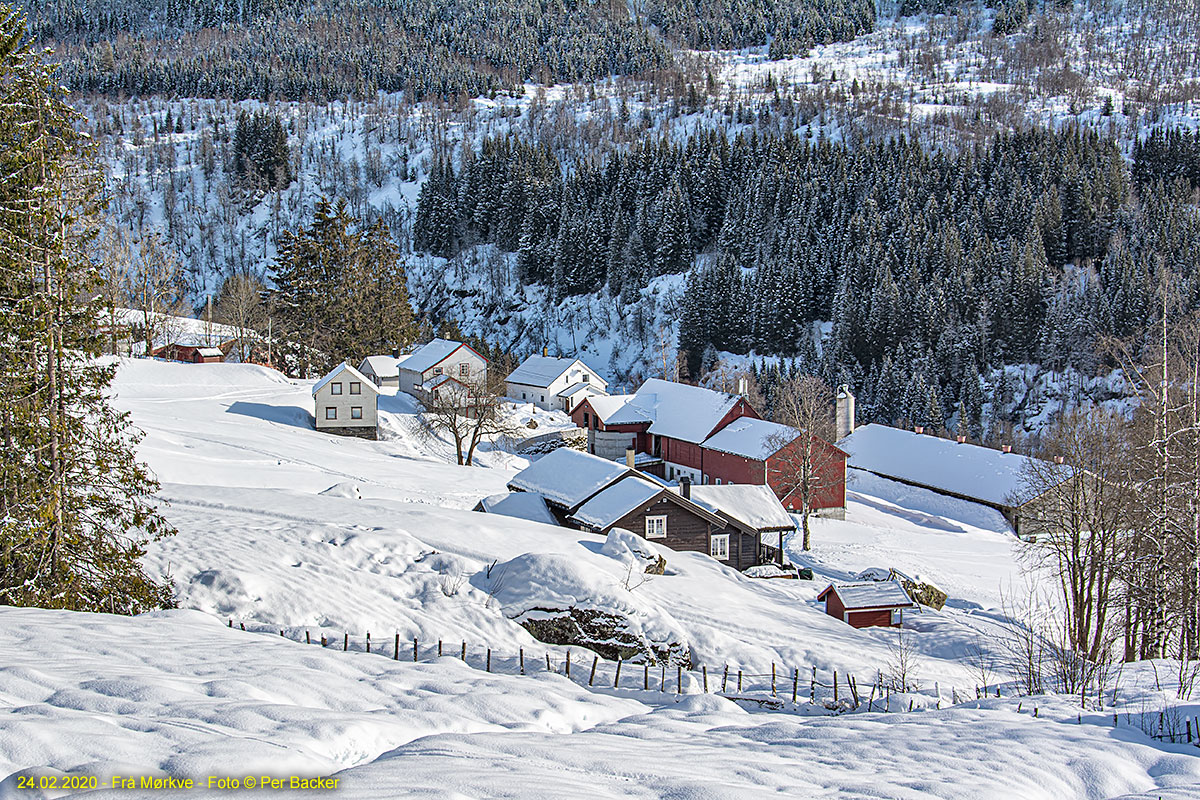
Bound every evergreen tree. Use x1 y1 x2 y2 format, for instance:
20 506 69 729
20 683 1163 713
0 4 175 612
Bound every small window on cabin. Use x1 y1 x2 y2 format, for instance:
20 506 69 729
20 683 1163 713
582 374 589 383
330 382 343 395
645 515 667 539
710 534 729 560
540 395 545 402
460 363 470 377
350 382 361 395
433 367 443 376
351 407 363 420
890 608 903 625
583 413 590 427
715 477 721 485
325 407 337 420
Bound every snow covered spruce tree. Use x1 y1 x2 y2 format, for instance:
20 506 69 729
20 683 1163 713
0 4 175 612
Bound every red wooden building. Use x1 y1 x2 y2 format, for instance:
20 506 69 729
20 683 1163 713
571 379 846 515
152 343 227 363
817 581 918 629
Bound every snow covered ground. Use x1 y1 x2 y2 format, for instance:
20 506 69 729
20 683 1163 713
2 358 1199 797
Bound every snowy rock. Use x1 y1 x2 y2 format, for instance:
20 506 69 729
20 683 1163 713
472 552 690 665
600 528 665 575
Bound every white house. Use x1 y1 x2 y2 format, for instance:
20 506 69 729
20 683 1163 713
398 339 488 399
312 363 380 439
358 353 409 389
505 354 608 412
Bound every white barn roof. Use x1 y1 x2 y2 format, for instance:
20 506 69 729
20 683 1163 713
311 363 380 396
701 417 802 460
506 355 606 390
360 355 409 379
585 394 636 423
607 379 743 444
507 448 633 510
838 424 1064 508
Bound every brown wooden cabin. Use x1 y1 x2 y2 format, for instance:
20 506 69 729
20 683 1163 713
818 581 918 629
153 342 226 363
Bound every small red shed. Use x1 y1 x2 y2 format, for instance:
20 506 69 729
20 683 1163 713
152 343 226 363
818 581 918 629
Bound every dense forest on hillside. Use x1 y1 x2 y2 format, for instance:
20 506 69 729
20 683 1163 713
415 126 1200 435
23 0 873 101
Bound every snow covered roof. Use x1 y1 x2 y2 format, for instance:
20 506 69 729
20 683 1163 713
687 485 795 531
359 355 409 379
506 355 605 389
507 448 633 510
701 418 803 460
401 339 482 374
570 475 665 530
422 374 466 391
585 394 636 423
819 580 917 610
607 379 744 444
558 381 604 398
311 363 380 396
196 347 224 358
476 492 559 527
838 424 1065 508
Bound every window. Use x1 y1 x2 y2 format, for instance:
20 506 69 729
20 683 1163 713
645 515 667 539
330 382 343 395
349 382 361 395
582 374 589 383
522 392 527 400
710 534 729 560
433 367 443 376
325 407 337 420
459 363 470 377
351 407 363 420
890 609 903 625
540 395 545 402
583 413 590 427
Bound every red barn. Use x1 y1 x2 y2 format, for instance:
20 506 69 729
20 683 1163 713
818 581 918 629
152 343 226 363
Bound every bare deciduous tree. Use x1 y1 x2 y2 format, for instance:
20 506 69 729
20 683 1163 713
420 371 524 466
125 233 187 356
768 375 838 551
213 271 266 363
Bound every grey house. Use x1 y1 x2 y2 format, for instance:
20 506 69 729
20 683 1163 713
312 362 380 439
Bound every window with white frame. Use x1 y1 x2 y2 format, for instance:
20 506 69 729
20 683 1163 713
582 374 589 383
890 608 903 625
351 407 363 420
459 363 470 377
710 534 729 560
330 382 343 395
349 382 361 395
325 407 337 420
645 515 667 539
433 367 443 376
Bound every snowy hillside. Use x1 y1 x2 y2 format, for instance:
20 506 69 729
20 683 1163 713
1 358 1196 797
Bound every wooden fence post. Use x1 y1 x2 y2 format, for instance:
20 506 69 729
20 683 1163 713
343 633 348 651
792 668 798 704
520 648 525 675
279 630 284 637
461 641 466 661
771 663 776 697
677 664 682 695
412 637 418 662
305 631 310 645
614 660 622 688
366 633 371 653
240 623 246 631
393 633 400 661
849 675 859 707
486 648 491 672
811 666 816 702
737 669 742 693
644 662 649 690
321 635 327 647
661 663 666 692
722 665 729 693
833 670 838 703
228 620 232 627
438 640 443 657
566 650 571 678
702 665 708 692
589 656 599 686
546 652 551 672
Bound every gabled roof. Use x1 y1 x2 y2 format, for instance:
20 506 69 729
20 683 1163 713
423 374 466 391
607 379 746 444
476 492 559 526
506 355 607 390
570 474 727 531
584 394 636 424
401 339 485 374
687 485 795 532
838 423 1067 508
312 363 380 396
359 355 409 379
702 418 803 460
196 347 224 358
558 381 605 399
507 448 635 510
818 580 917 610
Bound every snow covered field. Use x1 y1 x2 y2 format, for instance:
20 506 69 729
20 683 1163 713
2 358 1199 797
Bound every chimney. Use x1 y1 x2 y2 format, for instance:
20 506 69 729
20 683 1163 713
392 346 400 359
956 435 966 444
835 385 856 441
625 448 636 469
914 425 924 435
543 346 548 357
1002 444 1012 454
737 376 747 396
680 475 691 499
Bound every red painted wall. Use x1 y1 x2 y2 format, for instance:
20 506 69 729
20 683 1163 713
700 447 765 485
822 591 901 629
766 435 847 512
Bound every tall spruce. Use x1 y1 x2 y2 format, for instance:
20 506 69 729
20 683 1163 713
0 4 174 612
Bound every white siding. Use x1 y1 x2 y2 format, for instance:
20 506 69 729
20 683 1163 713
314 370 378 431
